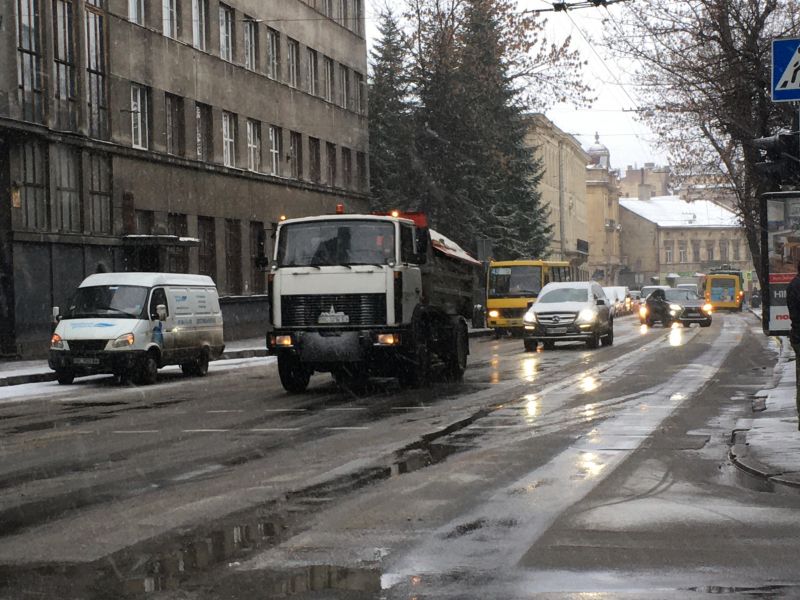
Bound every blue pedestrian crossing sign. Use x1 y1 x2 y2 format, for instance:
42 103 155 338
773 38 800 102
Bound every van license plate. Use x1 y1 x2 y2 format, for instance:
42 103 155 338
547 327 567 334
74 357 100 366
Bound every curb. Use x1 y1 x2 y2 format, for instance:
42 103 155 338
728 430 800 495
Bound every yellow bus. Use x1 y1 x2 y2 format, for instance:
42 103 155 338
702 270 744 311
486 260 573 335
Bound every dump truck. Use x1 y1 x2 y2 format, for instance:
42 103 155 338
266 210 480 392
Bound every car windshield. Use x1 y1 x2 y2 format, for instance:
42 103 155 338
488 266 542 298
63 286 148 319
666 289 700 302
276 220 396 267
537 287 589 303
641 287 665 298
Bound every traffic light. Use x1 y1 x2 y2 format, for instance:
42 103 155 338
753 127 800 185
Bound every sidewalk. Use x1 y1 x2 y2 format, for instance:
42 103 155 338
729 331 800 493
0 328 493 387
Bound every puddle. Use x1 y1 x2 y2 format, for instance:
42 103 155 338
8 414 112 434
685 584 797 595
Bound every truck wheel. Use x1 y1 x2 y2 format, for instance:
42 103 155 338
135 353 159 386
523 339 537 352
278 354 311 393
333 365 369 390
445 323 468 382
400 343 431 388
55 369 74 385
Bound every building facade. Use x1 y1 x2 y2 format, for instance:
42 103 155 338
619 162 671 199
585 135 623 285
1 0 368 356
524 114 589 275
619 196 754 289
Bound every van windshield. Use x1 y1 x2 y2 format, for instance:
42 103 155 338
63 286 148 320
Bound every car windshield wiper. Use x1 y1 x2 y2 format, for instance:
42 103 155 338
99 307 139 318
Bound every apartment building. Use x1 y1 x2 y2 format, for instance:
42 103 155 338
0 0 368 355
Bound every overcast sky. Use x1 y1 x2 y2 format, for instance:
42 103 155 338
364 0 669 173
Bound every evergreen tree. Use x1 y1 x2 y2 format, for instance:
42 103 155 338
368 11 417 212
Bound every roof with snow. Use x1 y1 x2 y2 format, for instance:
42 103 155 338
619 195 740 228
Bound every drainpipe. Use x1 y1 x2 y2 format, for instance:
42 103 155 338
558 141 566 260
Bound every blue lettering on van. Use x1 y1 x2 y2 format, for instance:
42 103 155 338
196 317 216 325
70 322 116 329
175 295 188 302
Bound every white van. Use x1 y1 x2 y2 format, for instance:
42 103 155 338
49 273 224 385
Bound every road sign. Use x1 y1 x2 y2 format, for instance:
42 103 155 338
773 38 800 102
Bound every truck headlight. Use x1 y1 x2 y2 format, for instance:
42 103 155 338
488 310 500 318
51 334 65 350
577 308 597 323
376 333 400 346
275 335 294 347
112 333 135 348
523 311 537 324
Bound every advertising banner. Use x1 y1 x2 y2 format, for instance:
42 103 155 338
762 191 800 334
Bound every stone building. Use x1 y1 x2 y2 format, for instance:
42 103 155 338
524 114 589 275
618 162 671 199
585 134 623 285
619 196 754 289
0 0 368 356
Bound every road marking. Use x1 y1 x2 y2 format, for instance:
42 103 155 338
207 409 244 414
391 406 429 411
326 426 369 431
324 407 367 411
182 429 229 433
113 430 159 434
249 427 301 432
469 425 526 429
264 408 307 413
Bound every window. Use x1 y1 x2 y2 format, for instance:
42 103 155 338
663 240 673 263
53 145 81 233
86 1 108 137
17 0 45 123
167 213 189 273
268 125 282 175
165 93 184 156
195 102 213 161
53 0 78 130
198 216 216 280
354 72 364 113
246 119 261 171
309 137 321 182
733 240 741 261
219 4 233 62
226 219 243 295
342 147 352 188
130 83 149 149
128 0 143 24
244 18 258 70
323 0 334 18
162 0 177 38
307 48 318 95
339 0 348 26
323 56 334 102
356 151 367 191
354 0 363 35
289 131 303 179
706 240 715 261
400 225 415 263
287 39 299 87
192 0 208 50
266 29 280 79
678 240 687 263
150 288 168 318
691 240 701 263
338 65 349 108
326 142 337 186
88 153 112 234
250 221 266 294
222 111 236 167
720 239 729 262
136 209 154 234
17 141 49 231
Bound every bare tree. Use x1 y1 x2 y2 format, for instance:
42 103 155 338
603 0 800 284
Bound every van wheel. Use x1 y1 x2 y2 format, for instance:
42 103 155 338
278 354 311 393
182 350 210 377
135 353 159 386
55 369 74 385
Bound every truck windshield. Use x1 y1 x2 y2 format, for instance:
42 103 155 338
63 286 148 320
488 266 542 298
277 220 396 267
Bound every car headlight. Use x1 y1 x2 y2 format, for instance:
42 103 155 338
488 310 500 318
523 311 537 324
577 308 597 323
51 334 65 350
112 333 135 348
639 306 648 317
702 303 713 314
669 304 682 312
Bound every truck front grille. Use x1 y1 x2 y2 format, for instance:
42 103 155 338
281 294 387 327
68 340 109 354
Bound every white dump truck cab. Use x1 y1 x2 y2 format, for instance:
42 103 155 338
266 212 478 392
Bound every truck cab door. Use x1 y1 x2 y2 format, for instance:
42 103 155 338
399 224 422 323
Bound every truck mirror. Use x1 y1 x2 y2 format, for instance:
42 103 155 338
52 306 61 322
156 304 167 321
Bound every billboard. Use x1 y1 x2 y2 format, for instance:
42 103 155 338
762 191 800 334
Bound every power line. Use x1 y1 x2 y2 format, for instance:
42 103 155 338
522 0 631 15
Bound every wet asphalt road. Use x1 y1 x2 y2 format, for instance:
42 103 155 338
1 312 798 599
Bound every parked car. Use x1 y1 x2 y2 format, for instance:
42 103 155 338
602 286 625 316
639 287 712 327
49 273 225 385
523 281 613 351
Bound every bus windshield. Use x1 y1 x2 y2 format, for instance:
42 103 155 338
488 266 542 298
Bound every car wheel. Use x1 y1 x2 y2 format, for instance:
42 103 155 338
646 317 654 327
586 330 600 349
543 340 555 350
135 353 159 386
700 320 712 328
55 369 74 385
523 339 537 352
603 322 614 346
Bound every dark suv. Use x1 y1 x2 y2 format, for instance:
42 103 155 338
522 282 613 351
